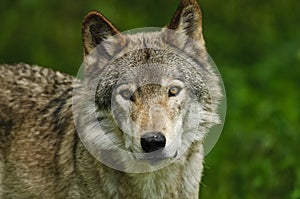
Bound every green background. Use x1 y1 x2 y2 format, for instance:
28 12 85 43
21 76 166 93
1 0 299 198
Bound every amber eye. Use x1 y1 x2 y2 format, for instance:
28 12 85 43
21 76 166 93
120 89 132 100
168 86 182 97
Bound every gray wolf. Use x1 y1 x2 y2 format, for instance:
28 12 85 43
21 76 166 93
0 0 223 198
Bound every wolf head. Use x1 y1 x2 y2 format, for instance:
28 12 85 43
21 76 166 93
74 0 223 172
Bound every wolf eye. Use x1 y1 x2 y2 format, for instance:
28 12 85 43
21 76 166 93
120 89 132 100
168 86 182 97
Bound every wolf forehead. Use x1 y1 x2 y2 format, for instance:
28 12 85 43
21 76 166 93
85 31 208 72
94 46 207 87
90 37 207 81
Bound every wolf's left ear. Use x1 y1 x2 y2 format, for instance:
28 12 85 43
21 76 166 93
82 11 124 56
168 0 205 45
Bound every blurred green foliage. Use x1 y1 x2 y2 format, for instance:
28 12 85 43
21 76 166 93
1 0 299 198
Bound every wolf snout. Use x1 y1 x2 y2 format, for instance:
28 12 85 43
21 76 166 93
140 132 166 153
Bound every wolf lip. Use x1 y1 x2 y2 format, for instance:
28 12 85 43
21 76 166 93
147 158 165 165
173 150 178 158
140 150 178 165
142 156 167 165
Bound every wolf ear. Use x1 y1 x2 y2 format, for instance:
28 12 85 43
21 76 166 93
82 11 122 56
168 0 205 45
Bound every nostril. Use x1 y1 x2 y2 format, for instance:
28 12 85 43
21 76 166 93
140 132 166 153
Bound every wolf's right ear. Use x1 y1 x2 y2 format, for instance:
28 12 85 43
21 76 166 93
82 11 123 56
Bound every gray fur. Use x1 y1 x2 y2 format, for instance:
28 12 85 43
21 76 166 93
0 0 223 198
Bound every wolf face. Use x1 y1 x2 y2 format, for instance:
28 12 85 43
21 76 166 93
74 0 223 172
111 66 193 164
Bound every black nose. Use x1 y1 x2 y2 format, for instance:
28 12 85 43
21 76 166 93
141 132 166 153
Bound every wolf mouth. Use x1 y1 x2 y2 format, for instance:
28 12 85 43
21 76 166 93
138 150 178 165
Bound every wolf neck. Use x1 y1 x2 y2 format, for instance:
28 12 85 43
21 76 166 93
76 140 204 198
119 143 204 198
119 163 187 198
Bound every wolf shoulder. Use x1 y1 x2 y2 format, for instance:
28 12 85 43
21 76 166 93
0 63 75 143
0 63 74 115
